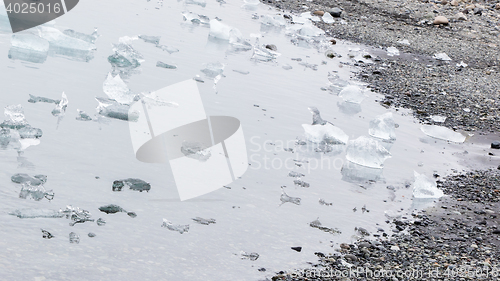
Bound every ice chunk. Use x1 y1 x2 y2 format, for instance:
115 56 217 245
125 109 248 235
11 34 49 52
302 123 349 145
108 40 144 69
60 205 94 226
368 112 396 141
28 94 60 104
138 35 160 45
341 161 383 183
192 217 216 225
9 208 64 219
156 61 177 69
98 204 135 216
430 115 446 123
96 97 139 122
156 44 179 54
308 107 326 125
18 126 43 139
309 218 341 234
345 136 391 168
185 0 206 7
319 198 333 206
322 12 334 23
233 69 249 75
201 62 224 78
182 12 210 25
112 178 151 192
11 173 46 185
251 45 278 62
240 251 259 261
88 232 96 238
280 188 301 206
282 64 292 70
433 53 451 61
339 85 367 104
180 141 211 161
4 104 27 126
298 23 324 37
387 46 399 56
63 28 99 44
161 219 189 234
51 92 68 117
413 171 444 199
19 183 54 201
420 125 466 143
103 73 135 105
69 232 80 244
76 110 92 121
299 62 318 71
38 26 96 51
260 14 286 26
293 179 310 188
397 39 410 45
208 19 243 42
288 171 305 177
456 61 467 68
96 218 106 226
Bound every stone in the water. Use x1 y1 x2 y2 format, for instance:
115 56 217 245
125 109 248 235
339 85 367 104
88 232 96 238
96 218 106 226
368 112 396 141
28 94 60 104
69 232 80 244
345 136 391 168
76 110 92 121
420 125 466 143
433 16 449 25
9 208 64 219
303 123 349 145
240 251 259 261
192 217 216 225
329 8 342 17
138 35 160 45
491 141 500 149
280 188 301 206
161 218 189 234
112 178 151 192
11 173 46 185
180 141 211 161
156 61 177 69
41 229 54 239
51 92 68 117
413 171 444 199
265 44 277 51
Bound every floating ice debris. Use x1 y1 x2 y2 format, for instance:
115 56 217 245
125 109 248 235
51 92 68 117
156 44 179 54
38 26 96 51
19 183 54 201
293 179 310 188
138 35 160 44
252 44 279 62
108 39 144 69
63 28 99 44
319 198 333 206
42 229 54 239
368 112 396 141
322 12 334 23
193 75 205 83
420 125 466 143
69 232 80 244
185 0 206 7
308 107 327 125
103 73 135 105
456 61 467 68
433 53 451 61
28 94 60 104
18 126 42 139
11 173 46 185
280 188 301 206
95 97 139 122
139 92 179 108
302 123 349 145
282 64 293 70
180 141 211 161
299 62 318 71
288 171 305 177
11 34 49 52
430 115 447 123
76 110 92 121
339 85 367 104
192 217 216 225
201 62 224 78
98 204 137 217
161 219 189 234
156 61 177 69
341 161 383 183
112 178 151 192
240 251 259 261
60 205 94 226
297 22 324 38
309 218 341 234
314 142 345 154
182 12 210 25
260 14 286 26
209 19 236 41
233 69 249 75
413 171 444 199
9 208 64 219
96 218 106 226
386 46 399 56
397 39 410 45
3 105 27 127
88 233 96 238
345 136 391 168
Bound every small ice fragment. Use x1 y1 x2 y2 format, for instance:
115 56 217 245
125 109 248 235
11 173 46 185
103 73 135 104
112 178 151 192
322 12 334 23
293 179 310 188
42 229 54 239
345 136 392 168
368 112 396 141
386 46 399 56
69 232 80 244
96 218 106 226
180 141 211 161
252 45 278 62
463 108 470 113
302 123 349 145
28 94 60 104
397 39 410 45
240 251 259 261
309 218 341 234
19 183 54 201
430 115 446 123
156 61 177 69
298 22 324 37
433 53 451 61
4 104 27 126
298 62 318 71
413 171 444 199
260 14 285 26
319 198 333 206
156 44 179 54
9 208 64 218
96 97 139 122
209 19 233 40
139 92 178 108
88 233 96 238
76 109 92 121
11 34 49 52
233 69 249 75
420 125 466 143
63 28 99 44
193 75 205 83
108 41 144 69
339 85 367 104
282 64 292 70
60 205 94 226
201 62 224 78
182 12 210 24
18 126 43 139
161 218 189 234
456 61 467 68
38 26 96 51
280 188 301 205
51 92 68 117
308 106 326 125
98 204 126 214
138 35 160 45
185 0 206 7
288 171 305 177
192 217 216 225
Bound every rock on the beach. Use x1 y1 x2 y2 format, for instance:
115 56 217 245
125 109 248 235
265 44 277 51
450 0 458 6
496 3 500 10
433 16 449 25
455 12 467 21
329 8 342 18
491 141 500 149
312 10 324 16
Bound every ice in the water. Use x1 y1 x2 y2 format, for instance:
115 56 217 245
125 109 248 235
11 173 46 185
11 34 49 52
240 251 259 261
96 218 106 226
208 19 243 42
156 44 179 54
433 53 451 61
413 171 444 199
430 115 446 123
18 126 43 139
282 64 293 70
280 188 301 206
76 110 92 121
368 112 396 141
108 40 144 69
63 28 99 44
4 105 27 125
51 92 68 117
60 205 94 226
260 14 286 26
192 217 216 225
112 178 151 192
161 219 190 234
185 0 206 7
69 232 80 244
341 161 383 183
42 229 54 239
288 171 305 177
156 61 177 69
139 92 179 108
319 198 333 206
103 73 135 104
9 208 64 219
180 141 211 161
182 12 210 25
201 62 224 78
387 46 399 56
308 107 326 125
96 97 139 121
302 123 349 145
251 45 278 62
293 179 310 188
420 125 466 143
19 183 54 201
327 74 350 94
28 94 60 104
339 85 367 104
322 12 334 23
345 136 391 168
38 26 96 51
138 35 160 44
309 218 341 234
299 62 318 71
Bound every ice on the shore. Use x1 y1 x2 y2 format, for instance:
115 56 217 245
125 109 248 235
112 178 151 192
76 110 92 121
240 251 259 261
260 14 286 27
96 97 139 122
397 39 410 45
413 171 444 199
192 217 216 225
303 123 349 145
309 218 341 234
69 232 80 244
308 107 326 125
368 112 396 141
156 61 177 69
345 136 391 168
51 92 68 117
9 208 64 219
386 46 399 56
161 219 190 234
322 12 334 23
180 141 211 161
339 85 367 104
11 173 46 185
19 183 54 201
420 125 466 143
38 26 96 51
297 22 324 38
279 188 301 206
11 34 49 52
138 35 160 45
28 94 60 104
433 53 451 61
430 115 447 123
103 73 135 104
63 28 99 44
156 44 179 54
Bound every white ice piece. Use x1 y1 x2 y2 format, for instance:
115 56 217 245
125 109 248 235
37 26 96 51
302 123 349 145
52 92 68 117
209 19 242 41
368 112 396 141
322 12 334 23
103 73 135 104
430 115 447 123
4 105 27 125
412 171 444 199
386 46 399 56
345 136 391 168
339 85 367 104
433 53 451 61
420 125 466 143
11 34 49 52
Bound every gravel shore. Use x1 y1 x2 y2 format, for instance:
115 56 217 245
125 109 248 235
261 0 500 279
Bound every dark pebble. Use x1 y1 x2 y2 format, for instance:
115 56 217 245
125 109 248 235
291 246 302 252
491 141 500 149
329 7 342 17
